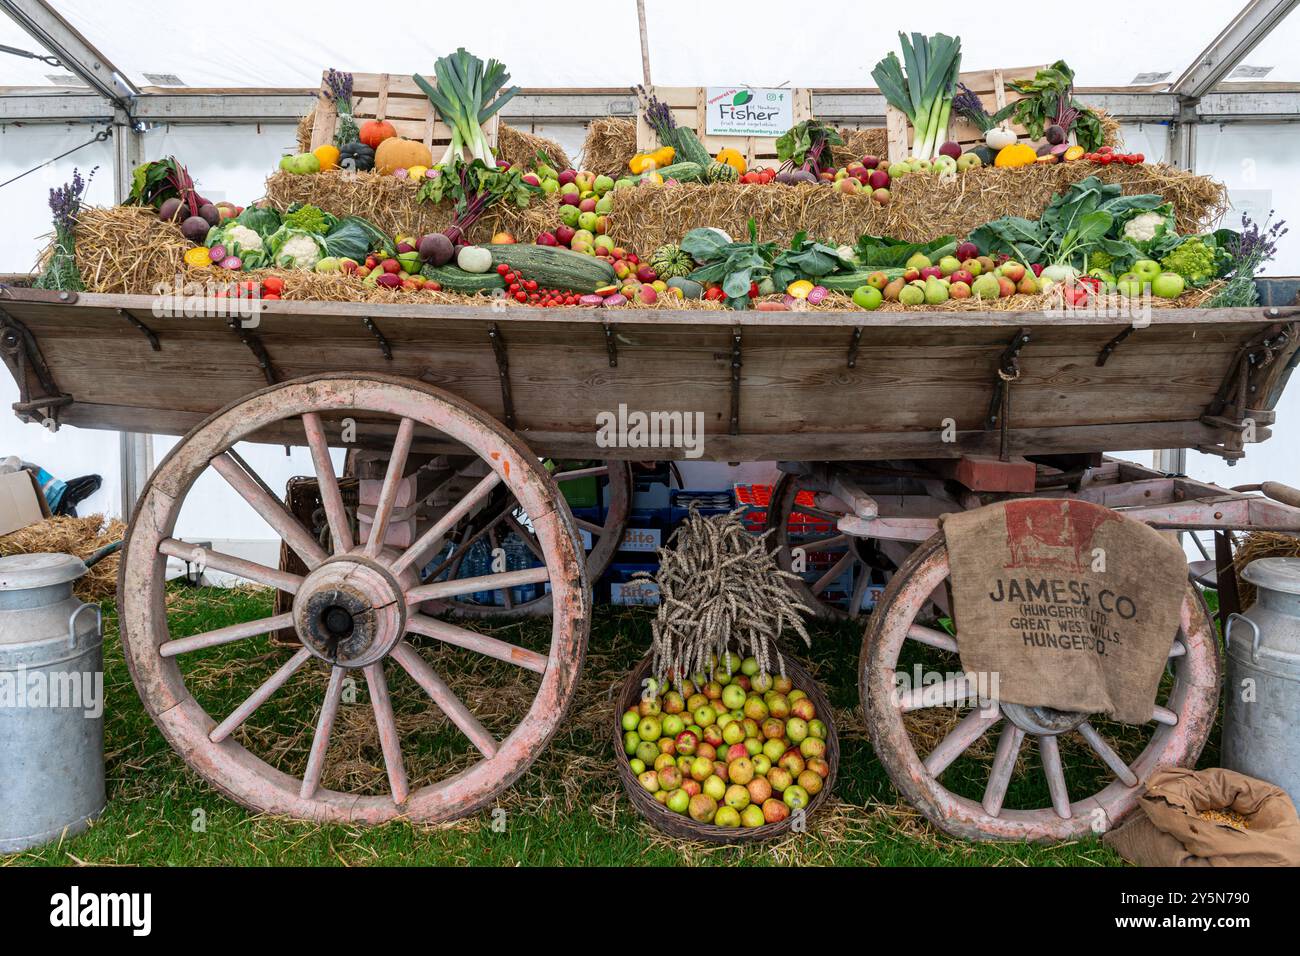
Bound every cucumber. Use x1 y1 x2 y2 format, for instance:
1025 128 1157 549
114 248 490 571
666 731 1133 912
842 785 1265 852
672 127 714 168
486 244 616 294
639 161 703 183
819 268 905 292
420 264 506 294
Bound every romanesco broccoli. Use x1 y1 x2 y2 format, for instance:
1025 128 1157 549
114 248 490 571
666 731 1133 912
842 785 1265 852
1160 237 1217 286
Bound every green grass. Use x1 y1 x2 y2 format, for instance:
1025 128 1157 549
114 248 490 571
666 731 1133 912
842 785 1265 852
0 585 1196 867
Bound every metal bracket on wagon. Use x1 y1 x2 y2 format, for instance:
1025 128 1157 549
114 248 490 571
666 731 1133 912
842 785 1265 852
0 306 72 426
225 316 277 385
117 308 161 351
728 328 742 436
488 323 515 428
362 317 392 360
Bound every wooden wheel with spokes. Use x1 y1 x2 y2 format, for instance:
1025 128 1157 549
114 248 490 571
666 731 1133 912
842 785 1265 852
764 472 901 620
861 534 1219 842
426 461 631 619
119 373 589 824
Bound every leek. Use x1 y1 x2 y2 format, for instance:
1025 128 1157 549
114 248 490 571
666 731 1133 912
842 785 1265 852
414 49 520 169
871 33 962 161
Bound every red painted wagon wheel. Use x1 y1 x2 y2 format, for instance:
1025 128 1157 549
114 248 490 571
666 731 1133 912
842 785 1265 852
861 534 1219 842
764 472 899 621
426 461 631 619
119 373 589 824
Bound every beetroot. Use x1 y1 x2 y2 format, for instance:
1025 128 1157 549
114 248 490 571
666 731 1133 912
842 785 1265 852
418 233 454 265
198 203 221 226
159 197 186 222
181 216 212 243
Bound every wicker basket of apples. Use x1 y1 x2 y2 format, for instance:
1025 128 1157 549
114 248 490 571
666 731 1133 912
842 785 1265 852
615 652 838 843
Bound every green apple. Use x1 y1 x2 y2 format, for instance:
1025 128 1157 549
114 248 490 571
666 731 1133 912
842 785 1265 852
703 775 727 801
661 714 685 737
621 709 640 732
1116 272 1145 297
666 789 690 814
629 758 645 775
593 174 615 195
741 804 765 827
714 805 741 827
637 715 662 741
721 684 746 710
1132 258 1161 283
853 284 883 310
558 205 581 228
623 730 640 755
783 784 811 811
1152 271 1185 299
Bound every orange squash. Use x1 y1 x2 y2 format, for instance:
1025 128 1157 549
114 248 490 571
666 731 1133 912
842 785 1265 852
359 119 396 149
374 137 433 175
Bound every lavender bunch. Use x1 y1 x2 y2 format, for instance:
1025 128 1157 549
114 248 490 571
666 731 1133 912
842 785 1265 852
34 166 95 291
1210 210 1289 308
634 84 677 147
324 68 359 147
952 83 993 132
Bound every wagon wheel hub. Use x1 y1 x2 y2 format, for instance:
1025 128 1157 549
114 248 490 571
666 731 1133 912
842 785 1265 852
292 556 407 668
1000 702 1089 737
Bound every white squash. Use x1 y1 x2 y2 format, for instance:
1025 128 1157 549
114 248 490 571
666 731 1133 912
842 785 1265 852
985 126 1017 151
457 245 493 274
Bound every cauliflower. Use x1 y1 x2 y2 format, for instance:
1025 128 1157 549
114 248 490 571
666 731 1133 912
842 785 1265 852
221 224 263 253
1160 236 1218 286
274 232 325 270
1122 211 1168 243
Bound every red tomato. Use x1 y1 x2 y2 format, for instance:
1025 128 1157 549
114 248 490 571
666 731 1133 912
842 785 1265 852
262 276 285 295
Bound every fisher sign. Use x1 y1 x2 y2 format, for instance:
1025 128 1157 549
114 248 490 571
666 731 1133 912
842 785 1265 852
705 87 792 137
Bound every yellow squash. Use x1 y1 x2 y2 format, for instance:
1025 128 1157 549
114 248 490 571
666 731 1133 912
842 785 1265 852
715 148 746 175
994 143 1038 169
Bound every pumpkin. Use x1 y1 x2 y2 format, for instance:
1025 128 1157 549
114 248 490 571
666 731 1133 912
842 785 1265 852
359 119 397 149
714 148 747 175
312 144 340 171
994 143 1037 169
375 137 433 175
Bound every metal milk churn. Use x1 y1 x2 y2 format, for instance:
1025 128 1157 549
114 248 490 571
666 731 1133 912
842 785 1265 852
0 553 106 852
1223 557 1300 804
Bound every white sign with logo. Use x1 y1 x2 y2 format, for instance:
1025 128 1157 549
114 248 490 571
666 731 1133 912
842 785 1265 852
704 87 792 138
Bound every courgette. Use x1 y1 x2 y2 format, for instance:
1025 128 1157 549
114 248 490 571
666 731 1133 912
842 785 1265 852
420 264 506 294
672 127 714 168
818 268 905 291
640 161 703 183
486 244 616 293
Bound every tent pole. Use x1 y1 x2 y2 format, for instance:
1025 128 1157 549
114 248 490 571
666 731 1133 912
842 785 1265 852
636 0 652 87
112 105 153 520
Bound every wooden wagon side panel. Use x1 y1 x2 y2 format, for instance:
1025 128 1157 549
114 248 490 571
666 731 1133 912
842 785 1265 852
1 294 1292 462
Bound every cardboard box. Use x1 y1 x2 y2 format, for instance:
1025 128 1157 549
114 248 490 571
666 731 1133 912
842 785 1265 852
0 469 51 537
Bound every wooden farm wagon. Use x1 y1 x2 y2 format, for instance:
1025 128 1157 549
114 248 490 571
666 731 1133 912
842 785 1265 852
2 282 1299 841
